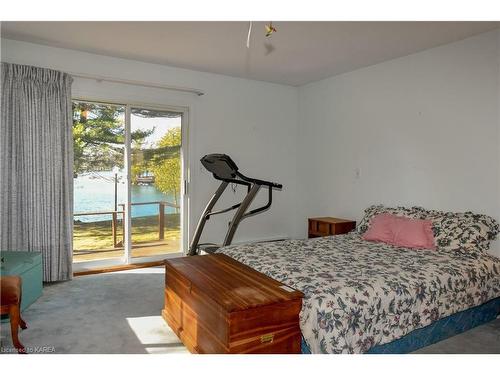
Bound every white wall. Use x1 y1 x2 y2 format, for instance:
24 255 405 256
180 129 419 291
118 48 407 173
297 30 500 257
0 38 299 248
4 29 500 257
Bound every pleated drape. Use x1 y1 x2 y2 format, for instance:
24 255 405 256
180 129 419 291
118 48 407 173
0 63 74 281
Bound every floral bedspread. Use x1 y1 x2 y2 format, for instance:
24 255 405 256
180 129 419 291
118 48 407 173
217 233 500 353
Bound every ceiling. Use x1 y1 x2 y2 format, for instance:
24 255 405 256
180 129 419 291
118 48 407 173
1 21 498 86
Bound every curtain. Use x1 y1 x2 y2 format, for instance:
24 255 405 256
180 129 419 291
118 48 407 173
0 63 74 282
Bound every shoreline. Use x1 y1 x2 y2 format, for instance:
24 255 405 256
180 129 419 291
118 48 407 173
74 212 179 224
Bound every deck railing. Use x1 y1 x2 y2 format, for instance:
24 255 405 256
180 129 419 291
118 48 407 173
74 201 180 249
73 209 125 248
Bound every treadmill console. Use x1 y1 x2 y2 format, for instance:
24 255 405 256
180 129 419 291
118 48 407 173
201 154 239 180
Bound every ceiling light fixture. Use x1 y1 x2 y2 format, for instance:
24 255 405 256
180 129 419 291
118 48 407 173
265 22 277 37
246 21 277 48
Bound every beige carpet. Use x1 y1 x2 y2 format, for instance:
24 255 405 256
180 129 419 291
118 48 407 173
0 267 188 354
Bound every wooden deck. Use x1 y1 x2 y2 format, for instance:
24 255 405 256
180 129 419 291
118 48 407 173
73 239 181 262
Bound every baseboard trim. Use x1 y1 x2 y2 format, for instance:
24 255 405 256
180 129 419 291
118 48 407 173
232 235 290 245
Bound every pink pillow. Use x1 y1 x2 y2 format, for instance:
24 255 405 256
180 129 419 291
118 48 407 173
393 216 436 250
363 213 436 250
362 213 396 243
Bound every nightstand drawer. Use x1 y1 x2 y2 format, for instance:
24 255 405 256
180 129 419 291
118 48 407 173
308 220 330 236
308 217 356 238
319 222 331 235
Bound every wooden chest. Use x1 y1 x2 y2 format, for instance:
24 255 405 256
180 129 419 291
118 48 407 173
162 253 304 354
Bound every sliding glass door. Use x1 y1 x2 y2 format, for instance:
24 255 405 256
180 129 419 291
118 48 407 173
72 101 127 263
130 107 182 259
72 100 186 266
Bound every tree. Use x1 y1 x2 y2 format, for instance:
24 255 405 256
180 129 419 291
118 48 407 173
149 127 182 208
73 101 183 207
72 102 153 176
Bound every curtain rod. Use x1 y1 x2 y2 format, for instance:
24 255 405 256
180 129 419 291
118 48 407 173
69 72 205 96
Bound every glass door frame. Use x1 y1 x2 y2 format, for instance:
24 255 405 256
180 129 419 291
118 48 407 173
72 98 189 272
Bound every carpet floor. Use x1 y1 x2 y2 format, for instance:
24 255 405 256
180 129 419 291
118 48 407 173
1 267 188 354
1 267 499 354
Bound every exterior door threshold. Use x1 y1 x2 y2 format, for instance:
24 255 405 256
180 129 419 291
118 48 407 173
73 260 166 277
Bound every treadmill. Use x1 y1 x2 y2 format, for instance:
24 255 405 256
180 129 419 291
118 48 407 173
188 154 282 256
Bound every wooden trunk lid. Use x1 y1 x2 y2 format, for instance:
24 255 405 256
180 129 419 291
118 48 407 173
165 254 303 312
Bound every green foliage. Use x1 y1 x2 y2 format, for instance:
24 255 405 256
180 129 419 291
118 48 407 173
72 102 153 176
149 127 182 208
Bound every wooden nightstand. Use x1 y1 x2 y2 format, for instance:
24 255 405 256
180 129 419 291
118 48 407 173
308 217 356 238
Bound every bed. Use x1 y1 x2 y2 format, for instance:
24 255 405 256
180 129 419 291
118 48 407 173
216 206 500 354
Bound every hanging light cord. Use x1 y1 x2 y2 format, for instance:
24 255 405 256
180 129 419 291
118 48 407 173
246 21 253 48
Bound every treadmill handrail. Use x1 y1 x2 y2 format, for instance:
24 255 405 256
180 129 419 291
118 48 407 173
235 171 282 189
212 171 281 190
213 175 252 189
205 202 243 219
242 186 273 219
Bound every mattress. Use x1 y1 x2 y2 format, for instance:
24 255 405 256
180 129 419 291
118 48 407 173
217 233 500 354
302 297 500 353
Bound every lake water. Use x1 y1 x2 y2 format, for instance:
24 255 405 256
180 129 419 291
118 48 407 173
74 171 177 223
